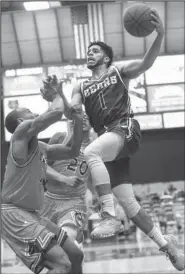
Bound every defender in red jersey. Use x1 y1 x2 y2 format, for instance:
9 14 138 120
41 11 184 271
1 84 84 274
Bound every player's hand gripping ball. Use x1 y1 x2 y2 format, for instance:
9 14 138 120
123 3 156 37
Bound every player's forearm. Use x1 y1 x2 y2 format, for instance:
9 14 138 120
57 85 73 119
29 107 63 138
47 165 69 184
60 95 72 119
47 165 62 182
142 32 164 70
30 95 63 135
49 94 64 112
70 118 83 157
64 106 72 120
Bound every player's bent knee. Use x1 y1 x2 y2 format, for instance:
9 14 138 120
118 197 141 219
62 236 84 265
43 244 71 273
71 246 84 264
51 255 71 274
57 254 71 273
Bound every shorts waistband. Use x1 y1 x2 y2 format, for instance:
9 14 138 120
1 203 36 212
98 116 134 135
45 191 82 200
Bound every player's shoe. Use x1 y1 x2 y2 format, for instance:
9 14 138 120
159 235 184 271
91 211 124 239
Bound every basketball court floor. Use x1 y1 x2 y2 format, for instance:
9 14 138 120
2 235 184 274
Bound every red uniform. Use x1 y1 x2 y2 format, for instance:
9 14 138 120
1 141 67 274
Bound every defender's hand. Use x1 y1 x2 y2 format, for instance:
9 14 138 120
40 75 58 102
65 176 83 187
151 9 164 36
71 104 83 116
71 106 83 121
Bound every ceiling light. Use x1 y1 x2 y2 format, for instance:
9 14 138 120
23 2 50 11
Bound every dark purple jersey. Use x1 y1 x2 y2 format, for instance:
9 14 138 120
81 66 133 133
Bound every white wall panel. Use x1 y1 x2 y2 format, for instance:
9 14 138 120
124 32 145 57
19 41 41 64
13 12 36 40
61 37 76 60
167 29 184 53
57 8 76 60
167 2 184 29
1 14 15 43
103 3 123 56
40 39 61 63
2 42 20 67
35 10 58 39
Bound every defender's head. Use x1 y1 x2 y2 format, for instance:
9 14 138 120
68 112 91 133
5 108 37 134
87 41 113 70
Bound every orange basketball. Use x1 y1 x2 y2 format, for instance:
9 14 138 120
123 3 155 37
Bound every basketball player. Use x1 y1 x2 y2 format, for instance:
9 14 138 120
1 87 84 274
41 11 184 270
40 113 92 251
41 10 162 237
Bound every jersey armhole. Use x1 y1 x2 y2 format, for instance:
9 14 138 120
112 65 128 90
80 81 85 103
10 141 39 168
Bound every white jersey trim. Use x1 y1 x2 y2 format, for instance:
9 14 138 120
45 191 81 200
10 142 39 168
112 65 128 90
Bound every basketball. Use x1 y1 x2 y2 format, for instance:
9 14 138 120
123 3 155 37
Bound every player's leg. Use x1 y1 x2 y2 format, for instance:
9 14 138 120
108 157 184 271
59 210 85 244
1 205 71 274
40 216 84 274
85 119 141 239
84 130 125 238
42 244 71 274
57 207 87 259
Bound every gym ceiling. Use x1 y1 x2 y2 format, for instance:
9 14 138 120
1 1 184 70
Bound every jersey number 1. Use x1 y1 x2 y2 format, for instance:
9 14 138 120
98 91 107 110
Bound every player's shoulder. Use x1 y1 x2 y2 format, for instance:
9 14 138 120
111 62 130 84
13 120 33 139
111 63 124 72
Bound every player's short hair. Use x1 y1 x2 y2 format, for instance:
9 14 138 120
88 41 113 67
5 109 19 134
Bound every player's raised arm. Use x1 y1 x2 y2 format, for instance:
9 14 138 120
71 82 83 109
62 82 83 120
46 109 83 160
41 75 83 120
27 95 64 139
6 90 64 165
119 9 164 79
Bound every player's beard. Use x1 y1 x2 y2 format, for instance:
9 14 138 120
87 58 103 70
